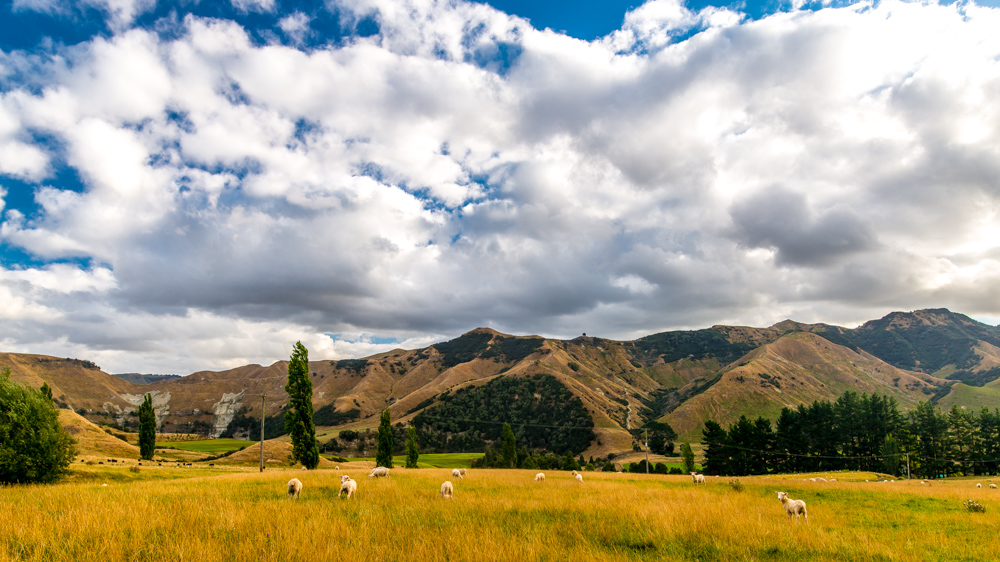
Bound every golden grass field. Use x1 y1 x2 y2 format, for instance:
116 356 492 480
5 466 1000 561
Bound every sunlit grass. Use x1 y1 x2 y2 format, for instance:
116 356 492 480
4 467 1000 561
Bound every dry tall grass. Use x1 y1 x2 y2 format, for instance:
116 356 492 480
3 469 1000 561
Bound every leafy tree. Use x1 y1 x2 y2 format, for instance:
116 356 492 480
680 442 695 474
137 393 156 460
284 342 319 469
376 409 394 468
39 382 53 401
405 425 419 468
0 367 77 483
561 450 580 471
501 422 517 468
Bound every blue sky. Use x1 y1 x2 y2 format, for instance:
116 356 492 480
1 0 999 372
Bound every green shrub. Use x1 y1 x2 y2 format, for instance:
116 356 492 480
0 367 77 483
964 499 986 513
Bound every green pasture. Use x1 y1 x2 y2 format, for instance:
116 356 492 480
154 438 252 453
327 452 484 468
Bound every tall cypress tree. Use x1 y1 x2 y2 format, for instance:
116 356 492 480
405 425 419 468
680 442 695 474
284 342 319 469
375 409 394 468
137 393 156 460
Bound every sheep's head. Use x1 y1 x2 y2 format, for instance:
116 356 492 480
777 492 787 500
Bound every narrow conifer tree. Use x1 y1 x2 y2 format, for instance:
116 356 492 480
285 342 319 469
138 393 156 460
376 409 394 468
39 382 53 401
405 425 419 468
501 422 517 468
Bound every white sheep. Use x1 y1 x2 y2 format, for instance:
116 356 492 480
776 491 807 521
452 468 464 479
690 472 706 485
440 481 454 499
369 467 390 478
458 468 467 477
338 475 357 499
335 466 340 470
535 472 545 482
814 477 827 482
977 483 982 488
287 478 303 498
991 484 998 490
571 470 579 476
575 473 583 483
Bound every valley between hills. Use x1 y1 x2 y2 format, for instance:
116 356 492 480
5 308 1000 458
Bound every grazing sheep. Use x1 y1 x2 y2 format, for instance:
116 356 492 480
440 481 454 499
287 478 303 498
369 467 390 478
572 470 579 476
829 478 837 482
977 483 982 488
991 484 998 490
814 477 827 482
338 476 357 499
776 492 808 521
458 468 467 477
452 468 463 479
535 473 545 482
301 466 307 471
575 473 583 483
690 472 706 485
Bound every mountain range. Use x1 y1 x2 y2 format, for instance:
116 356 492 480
4 308 1000 457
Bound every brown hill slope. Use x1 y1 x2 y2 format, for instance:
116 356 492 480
9 309 993 458
57 409 141 460
1 353 143 423
663 332 945 441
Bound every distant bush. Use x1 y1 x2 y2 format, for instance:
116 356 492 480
312 406 360 426
654 462 668 475
334 359 368 374
568 362 580 372
729 479 745 493
668 467 683 475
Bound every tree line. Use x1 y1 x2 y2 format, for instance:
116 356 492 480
701 390 1000 478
